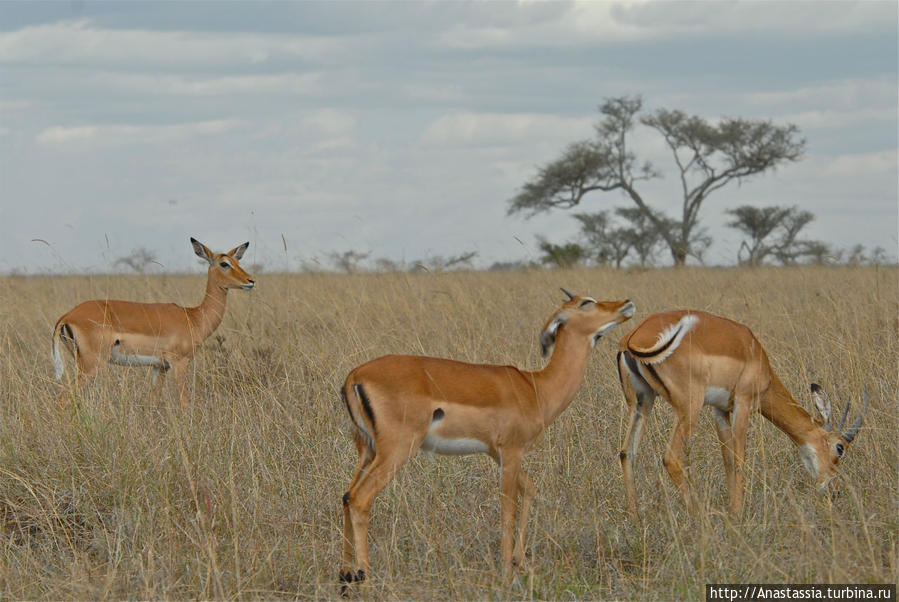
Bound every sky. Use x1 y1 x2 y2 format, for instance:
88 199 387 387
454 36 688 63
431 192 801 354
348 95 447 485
1 1 896 274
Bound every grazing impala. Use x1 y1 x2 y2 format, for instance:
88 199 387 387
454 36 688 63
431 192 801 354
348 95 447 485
52 238 255 407
339 290 635 591
616 310 868 516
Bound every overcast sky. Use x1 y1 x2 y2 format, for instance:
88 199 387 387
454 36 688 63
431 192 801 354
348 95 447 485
1 1 896 273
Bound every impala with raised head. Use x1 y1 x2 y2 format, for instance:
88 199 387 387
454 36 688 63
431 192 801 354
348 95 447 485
52 238 255 407
338 290 635 592
616 310 869 517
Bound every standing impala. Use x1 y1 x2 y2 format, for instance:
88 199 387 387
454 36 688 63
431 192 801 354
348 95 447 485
52 237 255 407
616 310 869 517
339 290 635 591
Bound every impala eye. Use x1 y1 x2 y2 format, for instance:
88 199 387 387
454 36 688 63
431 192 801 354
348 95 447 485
219 261 231 269
578 299 595 309
835 442 845 457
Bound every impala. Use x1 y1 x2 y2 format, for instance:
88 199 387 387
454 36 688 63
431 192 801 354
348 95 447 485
338 290 635 591
616 309 869 516
52 238 255 407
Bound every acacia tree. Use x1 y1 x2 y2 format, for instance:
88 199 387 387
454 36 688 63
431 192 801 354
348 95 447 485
414 251 479 272
328 250 370 273
508 96 805 265
726 205 817 265
115 247 159 273
801 241 837 265
614 207 666 266
536 237 586 269
573 212 632 268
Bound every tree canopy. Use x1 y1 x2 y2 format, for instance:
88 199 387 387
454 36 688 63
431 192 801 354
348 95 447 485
508 96 806 265
726 205 818 265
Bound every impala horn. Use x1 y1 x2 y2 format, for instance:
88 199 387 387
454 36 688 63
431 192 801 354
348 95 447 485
836 394 852 433
841 385 870 443
560 287 575 300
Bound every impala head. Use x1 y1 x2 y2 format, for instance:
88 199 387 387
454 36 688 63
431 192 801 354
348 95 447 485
191 237 256 290
806 383 869 488
539 288 636 357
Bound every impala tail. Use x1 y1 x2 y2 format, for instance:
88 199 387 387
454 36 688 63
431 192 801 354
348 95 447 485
628 313 698 364
51 320 74 380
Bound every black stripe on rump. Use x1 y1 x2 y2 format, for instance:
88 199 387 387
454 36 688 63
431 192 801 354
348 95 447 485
629 325 681 360
622 351 650 385
354 384 376 431
642 362 671 401
615 351 623 385
61 324 75 343
340 387 353 420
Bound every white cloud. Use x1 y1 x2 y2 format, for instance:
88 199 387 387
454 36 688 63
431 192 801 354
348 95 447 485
93 71 323 96
613 1 893 35
0 99 31 111
300 108 357 136
438 3 651 49
0 19 344 66
784 108 897 130
824 149 898 177
745 78 898 109
438 1 894 49
422 112 595 147
403 83 466 102
36 119 244 146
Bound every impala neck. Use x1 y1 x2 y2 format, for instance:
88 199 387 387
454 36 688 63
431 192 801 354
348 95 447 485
758 372 823 448
188 269 229 344
533 327 592 426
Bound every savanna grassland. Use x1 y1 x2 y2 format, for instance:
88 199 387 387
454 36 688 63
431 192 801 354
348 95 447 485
0 266 896 600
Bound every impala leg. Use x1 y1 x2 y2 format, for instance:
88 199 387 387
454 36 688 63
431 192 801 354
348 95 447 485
342 433 374 584
499 449 523 586
663 402 701 513
727 397 753 515
343 445 415 591
619 393 654 519
620 401 647 519
61 352 101 407
169 358 189 409
151 365 168 398
618 352 656 519
512 469 535 568
712 408 737 510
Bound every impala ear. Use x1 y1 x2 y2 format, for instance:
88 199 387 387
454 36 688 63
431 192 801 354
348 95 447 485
540 315 568 357
810 383 832 429
227 241 250 260
191 237 214 264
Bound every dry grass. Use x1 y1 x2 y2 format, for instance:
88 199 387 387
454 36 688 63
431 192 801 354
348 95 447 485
0 266 896 599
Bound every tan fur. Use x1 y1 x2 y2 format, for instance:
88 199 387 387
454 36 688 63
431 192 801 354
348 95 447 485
52 239 255 408
617 309 865 517
340 295 634 589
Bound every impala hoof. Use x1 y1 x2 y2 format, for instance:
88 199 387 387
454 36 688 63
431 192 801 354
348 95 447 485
339 569 366 596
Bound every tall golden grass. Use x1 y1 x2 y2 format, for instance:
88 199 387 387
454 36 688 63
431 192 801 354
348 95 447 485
0 266 895 599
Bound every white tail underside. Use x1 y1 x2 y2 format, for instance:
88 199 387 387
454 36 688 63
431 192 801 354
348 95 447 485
52 328 65 380
641 314 699 364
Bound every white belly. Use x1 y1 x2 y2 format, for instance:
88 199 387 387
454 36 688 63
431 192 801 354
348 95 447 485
109 348 169 369
421 431 489 455
703 387 733 411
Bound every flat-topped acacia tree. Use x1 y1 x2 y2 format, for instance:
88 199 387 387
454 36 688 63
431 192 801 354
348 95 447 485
508 95 805 266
